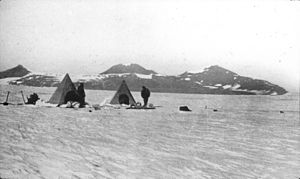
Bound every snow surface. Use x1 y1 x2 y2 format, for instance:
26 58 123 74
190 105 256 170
123 63 132 66
271 91 278 95
231 84 241 90
153 73 166 77
135 74 152 79
187 67 209 74
0 85 299 178
187 70 204 74
0 77 21 85
71 74 104 82
184 78 191 81
203 85 218 89
222 84 232 89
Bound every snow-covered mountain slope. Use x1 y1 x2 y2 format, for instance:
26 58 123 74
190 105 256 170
0 64 287 95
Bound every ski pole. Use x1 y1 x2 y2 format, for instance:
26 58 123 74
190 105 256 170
2 91 10 105
21 91 26 104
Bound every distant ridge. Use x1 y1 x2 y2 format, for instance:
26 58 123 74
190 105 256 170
0 65 30 79
101 63 157 75
0 64 287 95
179 65 287 95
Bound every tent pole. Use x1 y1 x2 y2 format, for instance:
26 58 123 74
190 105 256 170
2 91 10 105
5 91 10 102
21 91 26 104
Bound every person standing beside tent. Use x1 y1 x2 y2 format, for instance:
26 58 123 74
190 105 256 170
141 86 150 107
77 83 86 108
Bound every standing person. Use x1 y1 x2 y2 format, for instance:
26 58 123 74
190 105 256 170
77 83 86 108
141 86 150 107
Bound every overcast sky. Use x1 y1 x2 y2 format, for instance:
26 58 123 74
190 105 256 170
0 0 299 92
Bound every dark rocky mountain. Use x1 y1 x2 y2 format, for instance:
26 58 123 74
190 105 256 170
178 65 287 95
0 64 287 95
101 64 157 75
0 65 30 79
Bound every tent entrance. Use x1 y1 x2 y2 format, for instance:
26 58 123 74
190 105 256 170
119 94 129 105
110 80 136 105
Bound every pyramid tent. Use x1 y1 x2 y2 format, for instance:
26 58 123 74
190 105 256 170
48 73 77 105
110 80 136 105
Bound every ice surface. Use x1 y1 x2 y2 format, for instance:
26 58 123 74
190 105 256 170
0 77 21 85
0 85 299 178
203 85 218 89
153 74 166 77
222 85 232 89
187 68 208 74
231 84 241 90
123 63 132 66
187 69 204 74
135 74 153 79
271 92 278 96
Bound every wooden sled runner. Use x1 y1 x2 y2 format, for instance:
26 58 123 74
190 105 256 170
126 106 156 110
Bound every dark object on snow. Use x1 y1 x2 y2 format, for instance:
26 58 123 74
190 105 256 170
64 90 80 104
280 111 284 113
141 86 151 107
179 106 191 112
213 109 218 112
77 83 86 108
26 93 40 105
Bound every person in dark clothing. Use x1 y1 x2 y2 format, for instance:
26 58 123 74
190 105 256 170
141 86 150 107
77 83 86 108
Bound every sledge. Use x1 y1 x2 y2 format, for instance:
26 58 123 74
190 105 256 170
126 102 159 110
126 106 156 110
179 106 192 112
0 102 23 106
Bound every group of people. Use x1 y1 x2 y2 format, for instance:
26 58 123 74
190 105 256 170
64 83 151 108
64 83 86 108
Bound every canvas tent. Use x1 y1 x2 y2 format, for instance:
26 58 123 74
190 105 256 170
48 73 77 105
110 80 136 105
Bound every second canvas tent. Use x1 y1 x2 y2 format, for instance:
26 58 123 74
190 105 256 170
110 80 136 105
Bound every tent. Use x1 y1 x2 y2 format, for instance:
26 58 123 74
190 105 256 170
110 80 136 105
48 73 77 105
